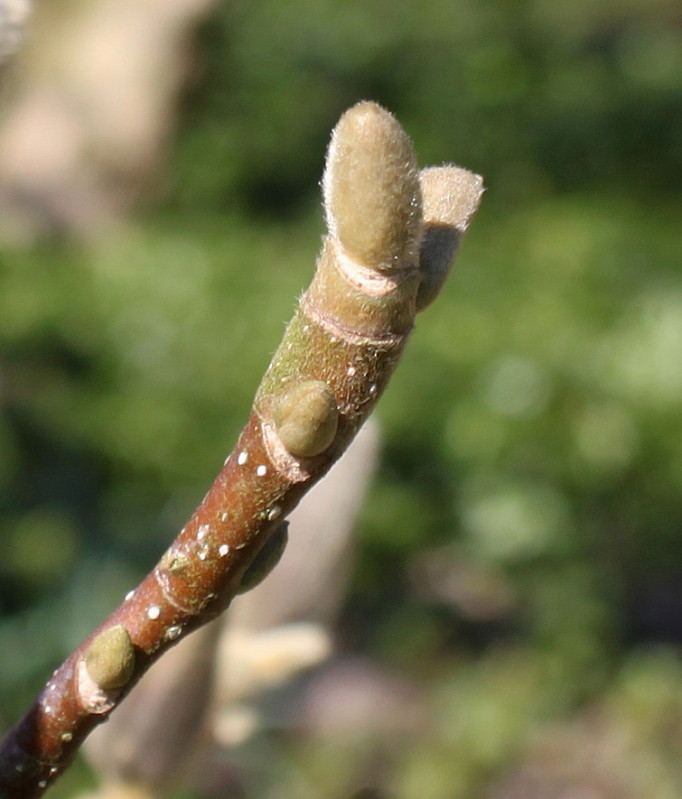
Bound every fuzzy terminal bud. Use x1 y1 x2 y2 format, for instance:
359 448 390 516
323 101 422 273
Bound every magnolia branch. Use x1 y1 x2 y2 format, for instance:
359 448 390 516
0 102 483 797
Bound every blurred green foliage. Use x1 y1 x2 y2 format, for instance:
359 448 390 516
2 0 682 795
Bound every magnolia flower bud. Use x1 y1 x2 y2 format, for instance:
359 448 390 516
323 101 422 273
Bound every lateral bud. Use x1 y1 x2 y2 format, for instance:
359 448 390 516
416 165 484 310
85 625 135 691
323 101 422 273
236 522 289 594
273 380 339 458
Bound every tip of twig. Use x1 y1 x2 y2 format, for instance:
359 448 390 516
323 101 422 274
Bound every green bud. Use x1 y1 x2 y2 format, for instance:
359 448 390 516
323 101 422 273
273 380 339 458
85 625 135 691
237 522 289 594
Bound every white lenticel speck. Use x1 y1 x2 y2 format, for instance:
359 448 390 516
256 465 267 476
147 605 161 620
238 451 248 465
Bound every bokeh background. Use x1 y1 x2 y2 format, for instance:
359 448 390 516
1 0 682 797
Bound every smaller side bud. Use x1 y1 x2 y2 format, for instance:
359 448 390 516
85 625 136 691
323 101 422 273
273 380 339 458
416 166 484 310
237 522 289 595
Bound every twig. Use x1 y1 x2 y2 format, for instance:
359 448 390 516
0 101 483 797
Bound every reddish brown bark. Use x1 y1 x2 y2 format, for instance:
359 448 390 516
0 102 483 797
